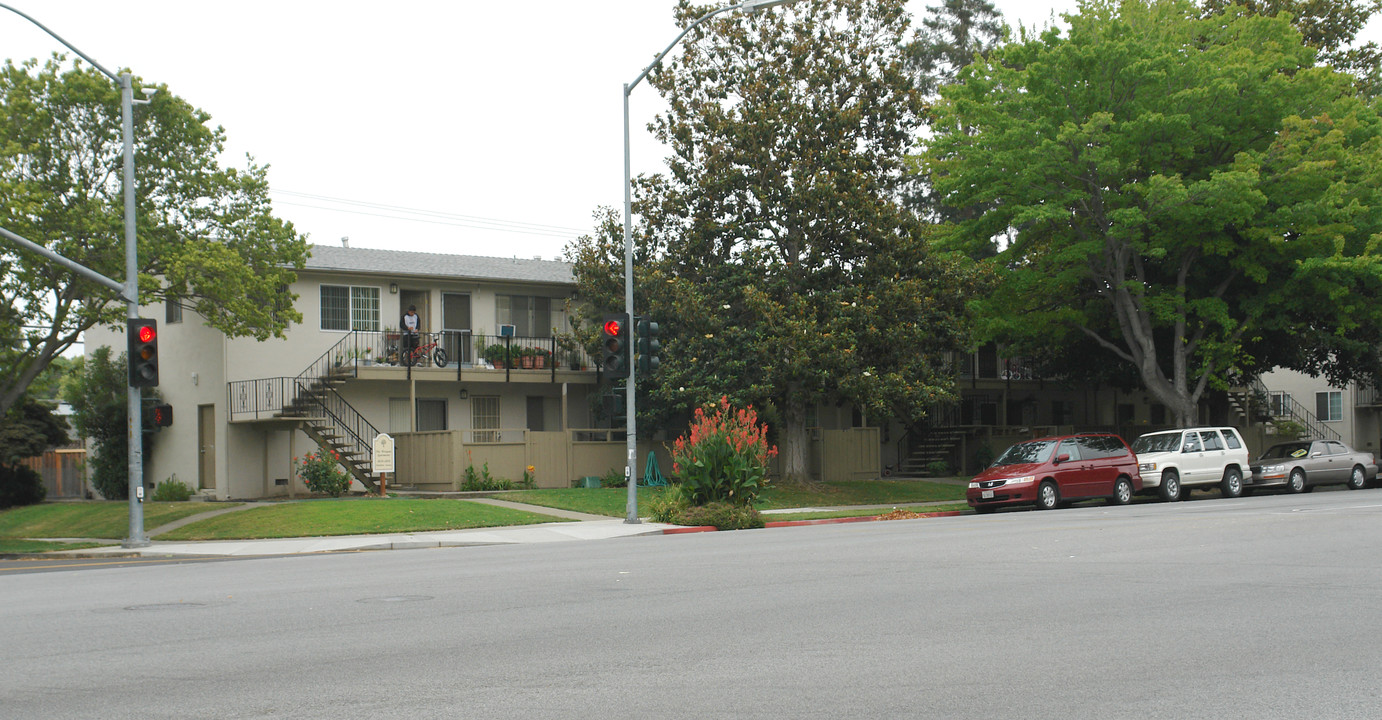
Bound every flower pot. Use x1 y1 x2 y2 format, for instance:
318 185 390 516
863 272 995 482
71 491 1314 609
534 356 546 369
521 356 535 369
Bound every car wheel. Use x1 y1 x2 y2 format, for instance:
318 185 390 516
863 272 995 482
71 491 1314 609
1110 477 1133 506
1035 481 1059 510
1287 468 1306 493
1221 467 1243 498
1347 465 1366 490
1158 470 1181 502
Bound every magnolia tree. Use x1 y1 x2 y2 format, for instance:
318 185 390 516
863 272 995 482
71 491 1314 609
570 0 989 484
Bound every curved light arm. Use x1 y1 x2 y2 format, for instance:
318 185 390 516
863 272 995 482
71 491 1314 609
625 0 799 93
0 2 120 81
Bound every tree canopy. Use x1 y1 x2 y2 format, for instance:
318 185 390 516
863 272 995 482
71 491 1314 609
0 57 307 417
925 0 1382 425
1200 0 1382 95
570 0 990 482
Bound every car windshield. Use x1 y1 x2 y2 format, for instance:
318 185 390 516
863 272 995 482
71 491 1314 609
1132 433 1181 454
1261 443 1311 460
993 440 1057 466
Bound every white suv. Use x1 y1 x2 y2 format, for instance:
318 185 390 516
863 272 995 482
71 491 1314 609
1131 427 1251 501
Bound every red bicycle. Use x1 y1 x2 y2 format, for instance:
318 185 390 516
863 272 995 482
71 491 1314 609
401 335 448 368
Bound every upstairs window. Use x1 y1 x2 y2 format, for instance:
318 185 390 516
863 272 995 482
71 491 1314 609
321 285 380 331
496 295 553 338
165 298 183 324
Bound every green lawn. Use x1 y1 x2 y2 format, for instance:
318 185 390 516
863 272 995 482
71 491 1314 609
505 479 967 518
0 479 968 548
154 498 570 541
0 539 112 554
0 502 241 539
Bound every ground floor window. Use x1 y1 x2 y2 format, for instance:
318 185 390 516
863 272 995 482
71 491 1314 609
472 396 500 442
1316 390 1342 422
389 398 448 432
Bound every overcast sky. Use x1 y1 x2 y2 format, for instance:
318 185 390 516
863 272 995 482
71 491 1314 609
2 1 1376 262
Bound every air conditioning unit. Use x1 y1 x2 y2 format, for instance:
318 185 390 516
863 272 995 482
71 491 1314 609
499 324 516 337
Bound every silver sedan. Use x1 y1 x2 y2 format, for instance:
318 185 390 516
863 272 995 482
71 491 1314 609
1249 439 1378 493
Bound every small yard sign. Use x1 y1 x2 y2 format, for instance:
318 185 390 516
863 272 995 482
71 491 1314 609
372 433 395 473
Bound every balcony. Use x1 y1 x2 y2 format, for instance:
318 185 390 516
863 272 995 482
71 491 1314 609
1355 384 1382 408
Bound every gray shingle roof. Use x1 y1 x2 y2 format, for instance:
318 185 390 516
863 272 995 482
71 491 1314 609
305 244 574 285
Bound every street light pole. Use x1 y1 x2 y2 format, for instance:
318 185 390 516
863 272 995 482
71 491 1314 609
1 3 150 546
620 0 799 523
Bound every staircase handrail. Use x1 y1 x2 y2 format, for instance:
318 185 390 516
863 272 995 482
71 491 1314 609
1250 377 1341 442
294 377 379 464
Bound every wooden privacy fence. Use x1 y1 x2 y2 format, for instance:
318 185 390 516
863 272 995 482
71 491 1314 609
22 449 87 498
392 427 883 490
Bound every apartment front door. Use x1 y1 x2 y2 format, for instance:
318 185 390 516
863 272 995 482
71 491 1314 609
198 404 216 491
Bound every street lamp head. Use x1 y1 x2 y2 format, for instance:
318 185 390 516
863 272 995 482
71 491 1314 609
740 0 801 11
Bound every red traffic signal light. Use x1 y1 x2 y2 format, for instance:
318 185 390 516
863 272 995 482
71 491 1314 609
127 318 159 387
600 312 630 380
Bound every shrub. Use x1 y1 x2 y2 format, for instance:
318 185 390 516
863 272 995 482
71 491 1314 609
973 443 995 471
297 448 352 497
151 478 194 502
461 461 513 491
926 460 952 477
0 463 46 509
647 483 690 523
600 467 627 488
671 396 777 507
674 501 764 531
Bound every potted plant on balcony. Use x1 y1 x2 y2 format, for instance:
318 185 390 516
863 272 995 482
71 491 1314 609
519 345 536 369
484 343 510 369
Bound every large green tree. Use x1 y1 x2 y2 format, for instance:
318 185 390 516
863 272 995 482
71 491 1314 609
571 0 989 483
1200 0 1382 95
925 0 1382 425
0 57 307 418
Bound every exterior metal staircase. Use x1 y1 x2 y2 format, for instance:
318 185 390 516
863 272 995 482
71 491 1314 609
1230 378 1341 442
226 332 381 491
897 427 966 476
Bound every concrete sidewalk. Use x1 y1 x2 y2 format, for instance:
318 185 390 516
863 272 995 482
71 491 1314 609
30 498 963 559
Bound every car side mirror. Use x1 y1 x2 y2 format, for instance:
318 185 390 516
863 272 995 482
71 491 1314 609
1055 453 1070 464
1311 452 1322 458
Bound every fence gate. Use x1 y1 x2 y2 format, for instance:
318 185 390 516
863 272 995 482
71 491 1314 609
526 432 570 489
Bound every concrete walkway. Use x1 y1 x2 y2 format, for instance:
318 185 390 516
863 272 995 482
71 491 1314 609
24 497 964 559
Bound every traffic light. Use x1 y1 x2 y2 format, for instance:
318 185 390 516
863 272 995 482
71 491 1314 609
150 404 173 428
600 312 630 379
637 317 661 374
127 318 159 387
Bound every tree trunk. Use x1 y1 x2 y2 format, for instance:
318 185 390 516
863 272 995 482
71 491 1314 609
778 385 812 485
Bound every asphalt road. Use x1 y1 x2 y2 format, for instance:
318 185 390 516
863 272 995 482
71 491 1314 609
4 489 1380 719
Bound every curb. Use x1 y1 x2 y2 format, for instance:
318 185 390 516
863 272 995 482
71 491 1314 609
662 509 966 534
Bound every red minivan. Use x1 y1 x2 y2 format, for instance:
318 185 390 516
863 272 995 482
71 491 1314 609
967 434 1143 513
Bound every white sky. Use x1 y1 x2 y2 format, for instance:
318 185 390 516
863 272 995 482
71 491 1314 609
1 1 1376 262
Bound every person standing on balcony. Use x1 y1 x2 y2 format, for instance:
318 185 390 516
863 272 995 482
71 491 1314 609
402 305 420 360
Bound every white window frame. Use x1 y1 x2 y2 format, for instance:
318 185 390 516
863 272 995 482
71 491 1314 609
320 284 380 331
1316 390 1343 422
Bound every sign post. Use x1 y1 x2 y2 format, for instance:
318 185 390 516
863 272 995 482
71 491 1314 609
372 433 395 496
